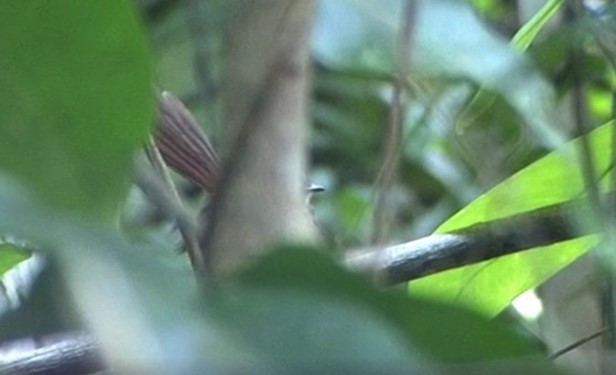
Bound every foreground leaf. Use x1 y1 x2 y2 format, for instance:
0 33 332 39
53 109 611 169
0 2 154 219
207 247 558 372
0 182 227 374
410 123 612 317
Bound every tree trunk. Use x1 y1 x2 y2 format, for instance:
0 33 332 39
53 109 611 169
203 0 319 277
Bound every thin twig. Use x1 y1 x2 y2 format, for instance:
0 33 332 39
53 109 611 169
371 0 415 245
548 327 610 360
142 138 206 275
347 192 611 284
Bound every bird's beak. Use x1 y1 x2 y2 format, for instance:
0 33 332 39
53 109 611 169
307 183 325 194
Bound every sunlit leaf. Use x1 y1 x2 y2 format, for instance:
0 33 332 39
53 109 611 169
0 244 29 276
410 122 613 317
511 0 564 51
0 2 154 219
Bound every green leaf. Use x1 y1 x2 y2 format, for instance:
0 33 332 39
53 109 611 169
0 244 29 276
0 2 154 219
410 122 613 317
456 0 565 134
208 246 556 371
511 0 564 51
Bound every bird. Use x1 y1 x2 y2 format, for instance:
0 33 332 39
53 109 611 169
154 91 219 197
153 91 323 225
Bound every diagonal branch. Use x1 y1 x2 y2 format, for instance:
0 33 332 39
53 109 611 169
0 332 103 375
346 193 603 284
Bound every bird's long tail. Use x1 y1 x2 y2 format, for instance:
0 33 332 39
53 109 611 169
154 92 219 195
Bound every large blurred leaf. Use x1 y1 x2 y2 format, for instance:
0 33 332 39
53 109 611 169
0 2 154 219
207 246 558 372
410 122 613 317
511 0 564 51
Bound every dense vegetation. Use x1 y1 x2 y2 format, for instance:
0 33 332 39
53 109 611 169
0 0 615 373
